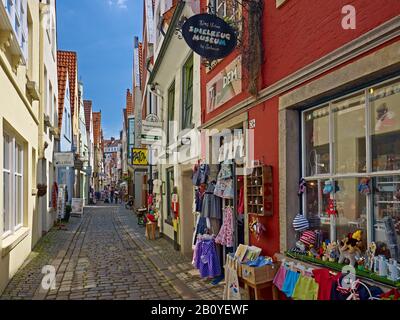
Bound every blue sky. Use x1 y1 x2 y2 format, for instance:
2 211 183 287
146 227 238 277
57 0 143 139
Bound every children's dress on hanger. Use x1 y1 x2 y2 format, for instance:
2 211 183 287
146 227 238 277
215 207 234 248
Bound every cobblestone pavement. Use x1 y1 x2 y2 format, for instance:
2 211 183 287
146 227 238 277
0 204 224 300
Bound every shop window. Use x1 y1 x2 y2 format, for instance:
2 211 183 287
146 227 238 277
373 175 400 260
335 178 367 250
370 80 400 172
301 77 400 262
182 55 193 130
304 105 330 176
333 93 366 174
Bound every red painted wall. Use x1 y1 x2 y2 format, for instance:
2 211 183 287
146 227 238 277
263 0 400 87
247 98 280 257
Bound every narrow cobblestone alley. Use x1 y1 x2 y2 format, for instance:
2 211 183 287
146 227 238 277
0 205 224 301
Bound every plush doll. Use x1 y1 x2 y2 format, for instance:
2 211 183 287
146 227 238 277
358 178 371 195
325 241 339 262
326 199 338 217
338 232 363 266
323 181 334 194
319 242 327 260
298 178 307 195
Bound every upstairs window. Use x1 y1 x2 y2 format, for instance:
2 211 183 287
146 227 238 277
182 55 193 130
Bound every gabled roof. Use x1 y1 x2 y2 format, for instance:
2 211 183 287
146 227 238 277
58 51 78 116
57 64 68 129
83 100 92 132
126 89 134 116
93 112 102 146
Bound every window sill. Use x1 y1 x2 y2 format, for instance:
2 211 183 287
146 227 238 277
1 228 30 258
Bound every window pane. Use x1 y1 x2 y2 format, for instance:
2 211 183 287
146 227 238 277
373 176 400 262
16 176 22 226
333 93 366 174
3 135 10 170
335 178 367 249
305 179 330 239
3 172 10 233
304 105 330 176
370 80 400 172
16 144 23 174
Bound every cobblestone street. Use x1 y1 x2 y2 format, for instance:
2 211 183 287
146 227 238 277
0 205 224 300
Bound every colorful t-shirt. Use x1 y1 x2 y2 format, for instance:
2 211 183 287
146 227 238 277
281 270 300 298
312 269 342 301
273 266 287 291
292 275 319 300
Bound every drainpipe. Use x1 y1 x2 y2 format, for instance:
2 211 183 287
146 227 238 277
38 3 48 160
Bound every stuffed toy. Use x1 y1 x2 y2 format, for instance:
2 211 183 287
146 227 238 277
300 230 317 248
323 181 334 194
293 213 309 232
298 178 307 195
319 242 327 260
323 181 340 194
326 199 338 217
358 178 371 195
338 232 363 266
325 241 339 262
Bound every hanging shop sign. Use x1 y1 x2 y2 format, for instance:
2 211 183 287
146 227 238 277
207 56 242 113
132 148 149 166
182 13 237 60
54 152 74 167
141 114 163 145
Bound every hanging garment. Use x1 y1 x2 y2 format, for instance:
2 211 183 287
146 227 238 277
215 207 234 248
202 182 222 220
273 265 287 291
214 178 234 199
195 189 205 212
281 270 300 298
217 164 233 180
153 179 162 194
194 239 222 278
238 186 244 215
292 275 319 300
192 164 210 186
192 216 211 246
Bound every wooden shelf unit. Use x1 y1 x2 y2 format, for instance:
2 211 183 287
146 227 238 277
246 165 273 216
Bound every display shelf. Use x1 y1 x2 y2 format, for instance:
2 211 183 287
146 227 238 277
246 165 273 216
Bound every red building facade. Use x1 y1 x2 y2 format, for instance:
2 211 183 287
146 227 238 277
200 0 400 258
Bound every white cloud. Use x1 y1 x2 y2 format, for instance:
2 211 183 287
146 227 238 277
108 0 128 9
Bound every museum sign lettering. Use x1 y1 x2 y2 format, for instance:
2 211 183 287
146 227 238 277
182 13 237 60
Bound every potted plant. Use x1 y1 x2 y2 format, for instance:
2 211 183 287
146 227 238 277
37 184 47 197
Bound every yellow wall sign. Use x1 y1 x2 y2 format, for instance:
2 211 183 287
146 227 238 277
132 148 149 166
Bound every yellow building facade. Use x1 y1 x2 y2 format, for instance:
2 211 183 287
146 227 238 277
0 0 41 294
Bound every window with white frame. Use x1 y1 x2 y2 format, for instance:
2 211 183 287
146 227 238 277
302 77 400 262
215 0 240 21
2 132 24 238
